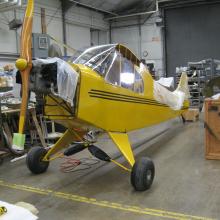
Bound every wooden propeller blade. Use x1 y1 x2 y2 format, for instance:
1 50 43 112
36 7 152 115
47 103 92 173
20 0 34 61
18 0 34 134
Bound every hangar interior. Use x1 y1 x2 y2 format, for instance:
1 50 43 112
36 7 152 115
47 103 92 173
0 0 220 219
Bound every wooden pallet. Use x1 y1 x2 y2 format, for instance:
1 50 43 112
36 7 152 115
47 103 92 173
205 99 220 160
182 108 199 122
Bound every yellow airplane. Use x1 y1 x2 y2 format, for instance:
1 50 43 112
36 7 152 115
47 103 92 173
13 0 189 191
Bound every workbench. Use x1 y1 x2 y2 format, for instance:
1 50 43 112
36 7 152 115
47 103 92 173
0 106 46 158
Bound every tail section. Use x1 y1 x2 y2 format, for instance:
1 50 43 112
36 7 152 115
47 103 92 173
176 72 190 100
154 72 190 110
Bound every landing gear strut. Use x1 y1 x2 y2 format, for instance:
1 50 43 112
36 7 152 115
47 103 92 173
26 144 155 192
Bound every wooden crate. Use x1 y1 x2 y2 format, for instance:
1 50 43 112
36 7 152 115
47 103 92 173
182 108 199 122
205 99 220 160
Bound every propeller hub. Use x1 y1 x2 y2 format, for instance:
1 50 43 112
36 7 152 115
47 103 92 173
16 58 28 71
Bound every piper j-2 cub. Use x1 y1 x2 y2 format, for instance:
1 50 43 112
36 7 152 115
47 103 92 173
13 0 190 191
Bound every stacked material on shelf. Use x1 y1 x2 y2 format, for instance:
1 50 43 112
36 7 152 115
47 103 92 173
176 59 220 110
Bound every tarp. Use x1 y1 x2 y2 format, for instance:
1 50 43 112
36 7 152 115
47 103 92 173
156 77 174 88
33 58 79 106
154 72 190 110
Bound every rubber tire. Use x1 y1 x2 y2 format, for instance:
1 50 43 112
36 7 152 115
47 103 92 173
26 147 49 174
131 157 155 191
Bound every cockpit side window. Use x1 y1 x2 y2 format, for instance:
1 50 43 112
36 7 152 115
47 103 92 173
105 51 121 86
120 57 135 90
105 52 144 94
134 65 144 93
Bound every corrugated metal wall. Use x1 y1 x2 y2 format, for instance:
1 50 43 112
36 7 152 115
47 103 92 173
164 2 220 75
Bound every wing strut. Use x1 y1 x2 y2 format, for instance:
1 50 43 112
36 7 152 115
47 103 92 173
108 132 135 166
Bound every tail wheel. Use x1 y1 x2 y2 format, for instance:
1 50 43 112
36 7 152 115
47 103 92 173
26 146 49 174
131 157 155 191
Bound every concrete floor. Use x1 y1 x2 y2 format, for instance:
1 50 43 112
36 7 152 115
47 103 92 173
0 118 220 220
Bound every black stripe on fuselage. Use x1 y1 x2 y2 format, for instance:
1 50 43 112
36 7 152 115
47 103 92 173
90 89 164 104
89 95 169 107
89 92 166 106
89 91 168 107
89 89 189 110
89 89 168 107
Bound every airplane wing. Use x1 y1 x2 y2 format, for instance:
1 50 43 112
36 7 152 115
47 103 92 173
108 132 135 166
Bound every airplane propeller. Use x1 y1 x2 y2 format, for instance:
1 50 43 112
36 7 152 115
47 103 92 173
13 0 34 150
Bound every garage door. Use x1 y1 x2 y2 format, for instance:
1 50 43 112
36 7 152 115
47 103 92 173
164 2 220 76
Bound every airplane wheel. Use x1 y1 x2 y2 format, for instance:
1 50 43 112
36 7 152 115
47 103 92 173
26 147 49 174
131 157 155 191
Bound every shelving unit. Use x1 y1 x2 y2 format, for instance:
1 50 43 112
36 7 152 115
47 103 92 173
176 59 220 110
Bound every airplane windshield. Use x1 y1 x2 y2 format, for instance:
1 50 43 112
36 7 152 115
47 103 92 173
72 44 144 93
72 44 116 67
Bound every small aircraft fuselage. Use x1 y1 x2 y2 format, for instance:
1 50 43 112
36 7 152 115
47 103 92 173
29 44 189 133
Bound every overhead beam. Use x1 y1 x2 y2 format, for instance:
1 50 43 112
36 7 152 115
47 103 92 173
105 0 158 21
159 0 220 8
68 0 118 16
